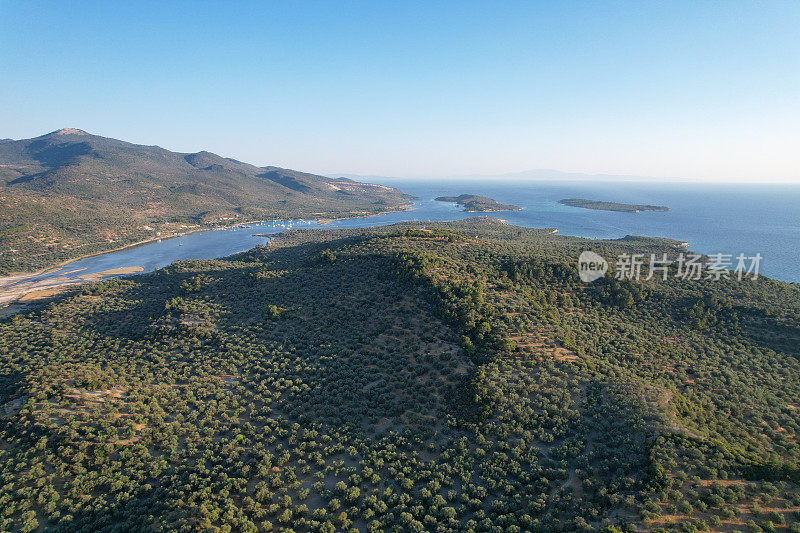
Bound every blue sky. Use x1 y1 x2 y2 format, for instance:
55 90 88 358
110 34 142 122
1 1 799 181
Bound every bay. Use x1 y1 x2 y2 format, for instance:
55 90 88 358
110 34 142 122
14 180 800 286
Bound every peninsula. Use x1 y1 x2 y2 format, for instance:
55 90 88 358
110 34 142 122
435 193 522 212
559 198 669 212
2 218 797 532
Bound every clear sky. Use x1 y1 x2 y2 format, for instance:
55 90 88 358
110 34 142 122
2 1 799 182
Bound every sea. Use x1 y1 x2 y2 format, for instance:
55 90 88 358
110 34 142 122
15 181 800 285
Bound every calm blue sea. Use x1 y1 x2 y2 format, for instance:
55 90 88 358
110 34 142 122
17 181 800 285
383 181 800 283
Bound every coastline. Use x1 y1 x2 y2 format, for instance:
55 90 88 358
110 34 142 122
462 207 524 213
0 267 146 309
2 204 414 280
0 203 416 309
314 203 415 224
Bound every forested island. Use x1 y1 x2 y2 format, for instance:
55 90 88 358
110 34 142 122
1 218 799 532
0 129 414 275
560 198 669 212
435 194 522 212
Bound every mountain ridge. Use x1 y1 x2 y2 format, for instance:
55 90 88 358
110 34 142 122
0 129 414 274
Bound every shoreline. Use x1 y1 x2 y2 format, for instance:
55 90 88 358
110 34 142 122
0 204 416 309
0 267 146 309
462 207 524 213
1 230 203 282
2 204 414 281
314 203 415 224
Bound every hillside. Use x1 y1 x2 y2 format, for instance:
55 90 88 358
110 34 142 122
1 219 798 532
0 129 414 274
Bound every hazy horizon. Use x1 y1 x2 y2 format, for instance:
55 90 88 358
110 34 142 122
5 127 800 185
329 170 800 185
2 2 799 183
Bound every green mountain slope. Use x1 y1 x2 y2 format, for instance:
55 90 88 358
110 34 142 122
0 128 413 274
1 219 798 531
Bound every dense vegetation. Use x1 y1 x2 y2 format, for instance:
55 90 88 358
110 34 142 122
0 129 413 274
435 195 522 212
559 199 669 213
0 218 798 532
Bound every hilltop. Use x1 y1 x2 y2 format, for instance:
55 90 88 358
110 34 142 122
0 129 414 274
0 219 798 531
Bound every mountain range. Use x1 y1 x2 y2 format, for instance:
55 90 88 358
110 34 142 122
0 129 414 274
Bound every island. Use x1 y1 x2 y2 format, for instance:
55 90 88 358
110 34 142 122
435 193 522 212
559 198 669 212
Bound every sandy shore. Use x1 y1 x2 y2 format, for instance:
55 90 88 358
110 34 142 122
78 266 144 281
0 266 144 310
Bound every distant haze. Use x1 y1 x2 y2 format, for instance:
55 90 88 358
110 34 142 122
331 169 800 184
2 2 799 182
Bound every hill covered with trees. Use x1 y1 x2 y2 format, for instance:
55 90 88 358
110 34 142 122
0 219 799 532
0 129 414 274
